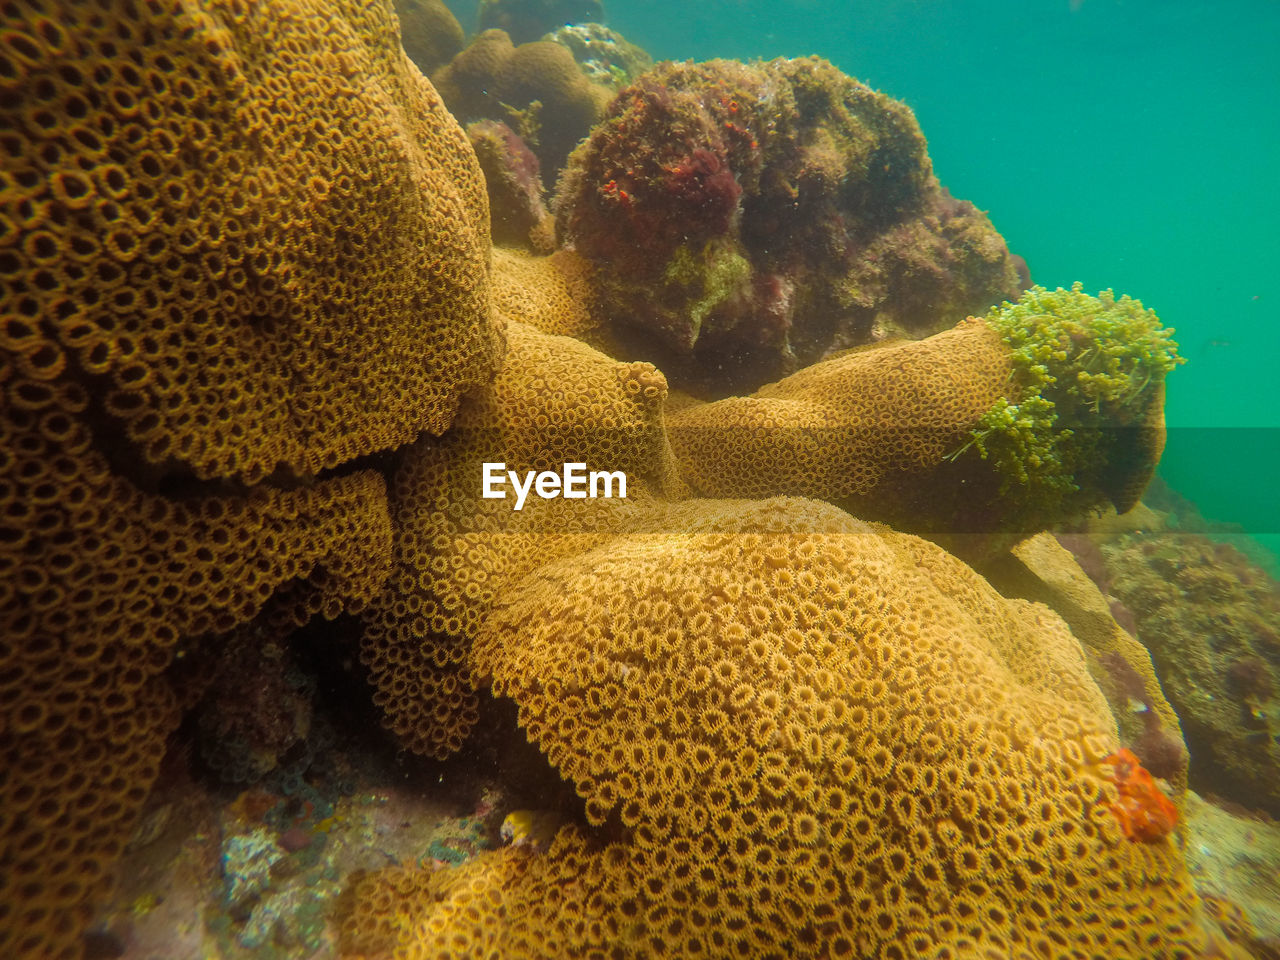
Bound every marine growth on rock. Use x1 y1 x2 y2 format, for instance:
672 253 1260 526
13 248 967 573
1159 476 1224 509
554 57 1025 394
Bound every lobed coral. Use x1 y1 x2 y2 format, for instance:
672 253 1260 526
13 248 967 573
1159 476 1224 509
553 57 1023 393
1 0 1214 956
666 286 1178 559
394 0 465 75
358 318 685 758
432 29 614 183
2 0 499 487
344 493 1211 958
489 246 604 343
0 0 501 952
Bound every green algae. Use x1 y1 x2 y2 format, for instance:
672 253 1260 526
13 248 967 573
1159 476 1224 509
959 283 1183 514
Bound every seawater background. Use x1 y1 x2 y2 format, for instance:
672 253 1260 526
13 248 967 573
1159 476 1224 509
455 0 1280 559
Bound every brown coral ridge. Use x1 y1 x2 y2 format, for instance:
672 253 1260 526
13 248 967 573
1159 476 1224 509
0 0 500 953
553 57 1023 394
359 319 685 758
664 318 1167 560
432 29 614 183
343 497 1212 959
3 0 500 488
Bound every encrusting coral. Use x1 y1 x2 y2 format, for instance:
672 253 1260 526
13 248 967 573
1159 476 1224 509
666 285 1179 558
0 0 501 953
344 491 1210 958
553 57 1023 393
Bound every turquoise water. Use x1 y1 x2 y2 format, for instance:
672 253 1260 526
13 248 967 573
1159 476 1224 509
464 0 1280 552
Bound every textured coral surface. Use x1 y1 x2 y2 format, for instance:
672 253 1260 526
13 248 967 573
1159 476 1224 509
0 0 499 953
345 497 1209 959
665 287 1177 557
360 319 684 758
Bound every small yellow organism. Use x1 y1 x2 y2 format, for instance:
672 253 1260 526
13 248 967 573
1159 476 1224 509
130 892 160 915
499 810 561 851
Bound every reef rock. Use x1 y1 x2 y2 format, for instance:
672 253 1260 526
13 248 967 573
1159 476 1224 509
553 57 1024 393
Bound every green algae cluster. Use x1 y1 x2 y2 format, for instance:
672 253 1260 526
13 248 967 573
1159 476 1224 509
962 283 1183 516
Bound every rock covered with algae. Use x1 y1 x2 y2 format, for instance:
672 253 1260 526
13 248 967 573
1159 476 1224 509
554 56 1025 393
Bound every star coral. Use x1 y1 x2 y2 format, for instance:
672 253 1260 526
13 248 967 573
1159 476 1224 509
0 0 497 952
1101 748 1180 843
666 284 1180 559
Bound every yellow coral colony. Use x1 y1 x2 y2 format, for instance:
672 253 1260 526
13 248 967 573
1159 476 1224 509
0 0 499 955
347 311 1208 957
1 0 1210 957
347 496 1208 958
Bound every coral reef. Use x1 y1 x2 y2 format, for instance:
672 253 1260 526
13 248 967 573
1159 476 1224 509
394 0 465 75
666 286 1178 559
432 29 613 181
0 0 500 953
553 57 1023 393
478 0 606 45
337 303 1212 957
468 120 556 252
544 23 653 89
980 532 1188 786
358 319 685 758
1 0 1219 954
1103 533 1280 816
344 490 1212 957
